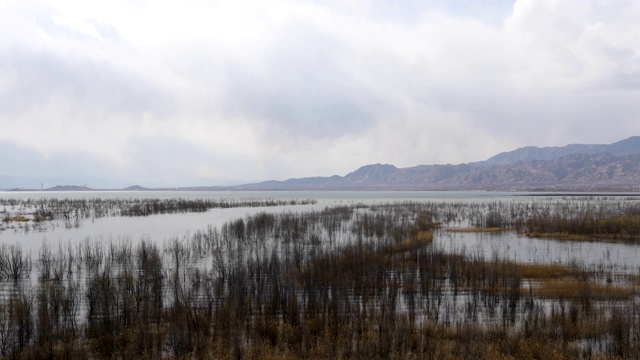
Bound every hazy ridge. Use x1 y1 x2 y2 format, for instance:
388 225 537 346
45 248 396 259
6 136 640 192
235 136 640 191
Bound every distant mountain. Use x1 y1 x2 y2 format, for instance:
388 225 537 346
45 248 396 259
5 137 640 192
485 136 640 165
45 185 93 191
236 137 640 191
122 185 151 191
441 153 640 191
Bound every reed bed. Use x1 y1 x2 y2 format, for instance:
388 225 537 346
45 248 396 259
0 197 315 222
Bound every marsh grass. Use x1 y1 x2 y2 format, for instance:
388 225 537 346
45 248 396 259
445 227 511 233
7 216 30 222
503 263 578 280
0 197 315 225
534 280 635 300
390 230 433 253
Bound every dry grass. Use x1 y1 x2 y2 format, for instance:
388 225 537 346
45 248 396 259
510 263 577 280
390 231 433 253
478 261 577 280
535 280 634 300
445 227 510 233
625 274 640 286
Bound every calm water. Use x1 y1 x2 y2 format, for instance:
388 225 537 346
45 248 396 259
437 230 640 272
2 190 640 272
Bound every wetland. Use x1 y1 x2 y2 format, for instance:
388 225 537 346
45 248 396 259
1 191 640 359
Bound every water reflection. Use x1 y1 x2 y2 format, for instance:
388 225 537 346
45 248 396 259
436 229 640 273
1 204 320 252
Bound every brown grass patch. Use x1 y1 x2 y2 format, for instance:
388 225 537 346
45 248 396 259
445 227 510 233
512 263 577 280
626 274 640 286
535 280 634 300
390 231 433 253
480 261 578 280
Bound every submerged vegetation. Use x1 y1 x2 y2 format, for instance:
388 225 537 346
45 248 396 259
1 198 640 358
0 197 315 219
0 197 315 231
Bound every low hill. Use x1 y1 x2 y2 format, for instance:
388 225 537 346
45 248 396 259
235 137 640 191
45 185 92 191
122 185 151 191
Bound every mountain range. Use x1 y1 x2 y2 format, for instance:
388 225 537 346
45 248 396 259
7 137 640 192
233 136 640 191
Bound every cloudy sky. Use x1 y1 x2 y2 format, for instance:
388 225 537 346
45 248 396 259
1 0 640 188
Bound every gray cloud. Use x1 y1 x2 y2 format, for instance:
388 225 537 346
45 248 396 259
220 21 380 138
0 48 175 118
1 0 640 187
124 136 252 187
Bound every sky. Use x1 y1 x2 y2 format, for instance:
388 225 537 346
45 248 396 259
1 0 640 188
